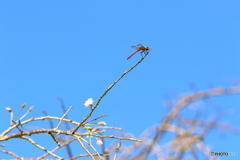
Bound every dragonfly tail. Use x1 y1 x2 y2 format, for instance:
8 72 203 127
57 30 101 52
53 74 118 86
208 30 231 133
126 50 139 60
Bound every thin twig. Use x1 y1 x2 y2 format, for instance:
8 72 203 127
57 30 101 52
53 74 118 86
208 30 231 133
71 52 149 134
9 111 13 126
11 120 23 133
39 138 76 159
69 153 109 160
19 107 33 121
21 136 63 159
76 136 95 160
57 97 74 159
81 137 102 159
55 106 73 130
42 111 55 129
85 114 108 124
56 97 74 159
113 142 121 160
0 149 21 159
49 132 60 146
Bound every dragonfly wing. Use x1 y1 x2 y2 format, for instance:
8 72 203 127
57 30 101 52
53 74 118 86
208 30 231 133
131 46 139 49
131 44 142 49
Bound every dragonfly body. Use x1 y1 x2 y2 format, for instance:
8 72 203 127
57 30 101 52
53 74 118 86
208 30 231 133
127 44 151 60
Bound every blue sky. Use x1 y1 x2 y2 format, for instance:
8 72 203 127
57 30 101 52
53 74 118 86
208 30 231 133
0 1 240 159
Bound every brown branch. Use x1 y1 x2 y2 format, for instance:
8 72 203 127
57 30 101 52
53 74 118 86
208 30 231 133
0 149 21 159
69 153 110 160
1 129 142 142
133 85 240 159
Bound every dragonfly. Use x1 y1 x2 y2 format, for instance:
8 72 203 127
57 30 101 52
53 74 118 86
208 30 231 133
127 44 151 60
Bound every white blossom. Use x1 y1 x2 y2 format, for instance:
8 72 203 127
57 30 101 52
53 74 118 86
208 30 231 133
84 98 94 107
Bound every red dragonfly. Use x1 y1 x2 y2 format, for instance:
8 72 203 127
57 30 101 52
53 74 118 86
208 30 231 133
127 44 151 60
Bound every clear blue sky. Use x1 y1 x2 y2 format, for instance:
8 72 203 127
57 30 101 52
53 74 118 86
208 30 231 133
0 1 240 159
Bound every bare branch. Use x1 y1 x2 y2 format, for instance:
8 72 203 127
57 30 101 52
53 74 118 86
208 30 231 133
71 52 149 134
